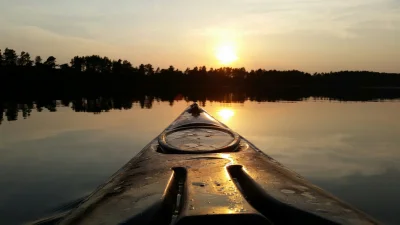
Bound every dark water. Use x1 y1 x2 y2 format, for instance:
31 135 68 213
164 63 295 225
0 98 399 224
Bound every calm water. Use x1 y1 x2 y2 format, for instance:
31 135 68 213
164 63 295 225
0 99 399 224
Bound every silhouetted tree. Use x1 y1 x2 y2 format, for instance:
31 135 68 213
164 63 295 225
70 56 85 72
35 56 42 66
3 48 17 66
138 64 146 76
102 57 113 73
44 56 56 69
17 51 33 66
121 60 134 73
112 59 123 74
144 64 154 76
0 49 3 66
60 63 70 70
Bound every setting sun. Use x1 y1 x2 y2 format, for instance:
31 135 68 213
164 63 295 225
215 44 238 65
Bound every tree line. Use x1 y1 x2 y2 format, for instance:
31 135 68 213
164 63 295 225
1 47 400 94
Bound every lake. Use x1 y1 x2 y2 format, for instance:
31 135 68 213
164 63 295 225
0 98 399 224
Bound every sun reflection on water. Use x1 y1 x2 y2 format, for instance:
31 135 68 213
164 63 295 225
218 109 235 122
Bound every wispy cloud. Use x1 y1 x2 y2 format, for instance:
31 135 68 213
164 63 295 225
192 0 400 38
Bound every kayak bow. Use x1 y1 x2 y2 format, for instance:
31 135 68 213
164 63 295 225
58 103 378 225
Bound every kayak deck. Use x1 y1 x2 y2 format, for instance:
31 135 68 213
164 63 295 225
56 103 378 225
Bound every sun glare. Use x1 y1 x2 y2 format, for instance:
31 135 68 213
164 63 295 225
216 44 238 65
218 109 235 122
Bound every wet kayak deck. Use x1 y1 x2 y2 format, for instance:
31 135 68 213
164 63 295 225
56 104 378 225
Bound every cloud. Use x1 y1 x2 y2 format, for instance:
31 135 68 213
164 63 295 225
190 0 400 39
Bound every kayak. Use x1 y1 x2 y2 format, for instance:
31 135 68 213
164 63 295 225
54 103 378 225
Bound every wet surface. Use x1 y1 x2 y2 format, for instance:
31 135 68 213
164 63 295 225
0 100 399 224
54 104 378 225
165 128 235 151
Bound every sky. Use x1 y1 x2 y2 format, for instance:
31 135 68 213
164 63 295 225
0 0 399 72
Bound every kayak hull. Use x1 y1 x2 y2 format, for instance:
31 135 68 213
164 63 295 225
55 103 378 225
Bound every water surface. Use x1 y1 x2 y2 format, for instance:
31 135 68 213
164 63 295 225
0 99 399 224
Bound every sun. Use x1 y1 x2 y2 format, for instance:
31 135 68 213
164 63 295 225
215 44 238 65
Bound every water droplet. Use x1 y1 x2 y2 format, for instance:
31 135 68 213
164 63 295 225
316 209 329 213
185 143 200 148
114 186 122 191
192 182 206 187
292 185 308 191
281 189 295 194
301 192 316 199
307 199 319 204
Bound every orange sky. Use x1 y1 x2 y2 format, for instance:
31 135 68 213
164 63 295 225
1 0 399 72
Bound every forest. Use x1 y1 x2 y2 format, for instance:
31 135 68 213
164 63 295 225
1 47 400 99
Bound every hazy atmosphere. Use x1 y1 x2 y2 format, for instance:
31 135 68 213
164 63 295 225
1 0 399 72
1 1 400 224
